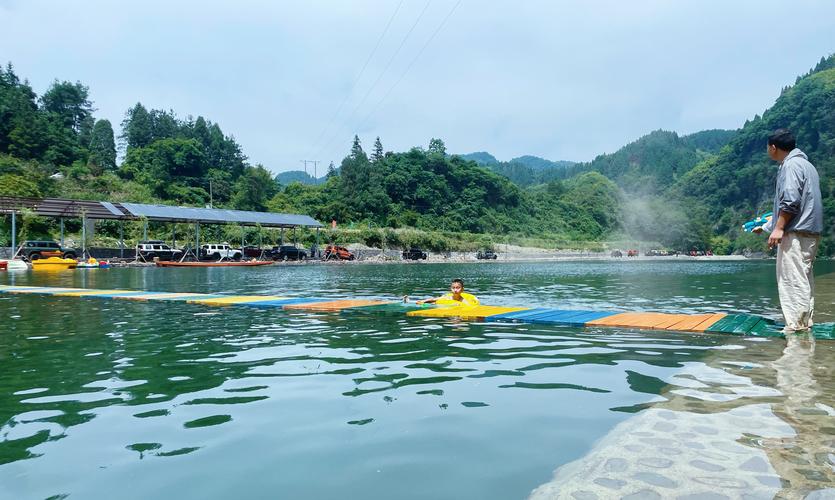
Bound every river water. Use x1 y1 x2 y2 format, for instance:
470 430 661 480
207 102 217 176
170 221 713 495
1 260 833 499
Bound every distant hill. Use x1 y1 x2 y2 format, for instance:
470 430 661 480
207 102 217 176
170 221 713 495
508 155 575 171
458 152 498 165
275 170 326 186
567 129 715 194
457 152 576 187
682 129 737 154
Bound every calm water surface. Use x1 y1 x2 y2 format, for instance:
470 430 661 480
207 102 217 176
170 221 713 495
1 260 833 499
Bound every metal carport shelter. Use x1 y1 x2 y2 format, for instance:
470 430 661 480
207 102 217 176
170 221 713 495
0 196 324 259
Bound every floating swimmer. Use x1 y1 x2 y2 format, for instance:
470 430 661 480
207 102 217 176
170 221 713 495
414 278 480 306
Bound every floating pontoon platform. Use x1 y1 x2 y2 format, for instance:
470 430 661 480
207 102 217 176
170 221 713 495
1 285 832 340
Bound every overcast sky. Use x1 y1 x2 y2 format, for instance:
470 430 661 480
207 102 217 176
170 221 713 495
2 0 834 173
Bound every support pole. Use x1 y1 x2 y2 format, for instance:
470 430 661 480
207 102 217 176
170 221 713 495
119 222 124 258
280 228 285 245
60 218 64 246
241 226 245 252
11 211 16 258
293 227 297 248
315 227 320 260
143 220 148 241
172 224 176 249
82 215 87 258
195 222 200 260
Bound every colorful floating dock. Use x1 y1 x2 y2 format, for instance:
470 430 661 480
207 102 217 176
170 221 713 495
1 285 833 340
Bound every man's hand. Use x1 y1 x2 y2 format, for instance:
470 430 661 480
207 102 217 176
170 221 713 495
768 228 784 248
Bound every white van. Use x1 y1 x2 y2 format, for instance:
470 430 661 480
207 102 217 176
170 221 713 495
201 243 243 261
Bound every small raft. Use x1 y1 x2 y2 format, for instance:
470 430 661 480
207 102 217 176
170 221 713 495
155 260 274 268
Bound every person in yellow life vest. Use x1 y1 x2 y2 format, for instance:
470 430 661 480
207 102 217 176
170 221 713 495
416 278 479 306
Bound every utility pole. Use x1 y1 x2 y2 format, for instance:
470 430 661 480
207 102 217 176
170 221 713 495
300 160 320 182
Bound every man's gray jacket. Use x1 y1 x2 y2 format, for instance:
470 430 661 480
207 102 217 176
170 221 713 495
763 148 823 234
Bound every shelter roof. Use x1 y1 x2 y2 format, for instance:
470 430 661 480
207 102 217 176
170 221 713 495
0 197 323 228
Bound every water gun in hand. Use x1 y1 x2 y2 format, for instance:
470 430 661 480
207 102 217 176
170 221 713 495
742 211 773 233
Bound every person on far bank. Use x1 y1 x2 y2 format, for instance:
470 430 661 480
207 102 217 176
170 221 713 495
415 278 480 306
754 129 823 332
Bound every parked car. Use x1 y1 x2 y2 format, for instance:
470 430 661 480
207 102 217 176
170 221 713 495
323 245 355 261
610 250 623 258
17 240 77 261
476 249 498 260
270 245 307 261
136 240 183 261
402 247 428 260
200 243 243 261
243 245 266 259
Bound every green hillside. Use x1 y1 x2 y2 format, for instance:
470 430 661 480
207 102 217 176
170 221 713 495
275 170 326 186
566 129 723 194
458 152 498 165
675 54 835 254
457 153 576 187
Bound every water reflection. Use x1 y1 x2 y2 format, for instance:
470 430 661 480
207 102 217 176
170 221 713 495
530 334 835 499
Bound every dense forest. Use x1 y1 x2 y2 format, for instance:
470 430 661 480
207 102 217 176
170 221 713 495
0 53 833 254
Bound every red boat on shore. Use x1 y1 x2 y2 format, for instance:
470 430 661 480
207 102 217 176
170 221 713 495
155 261 274 268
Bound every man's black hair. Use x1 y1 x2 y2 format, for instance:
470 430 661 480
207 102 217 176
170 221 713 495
452 278 464 287
768 129 796 151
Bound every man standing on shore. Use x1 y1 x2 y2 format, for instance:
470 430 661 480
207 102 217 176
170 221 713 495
755 129 823 332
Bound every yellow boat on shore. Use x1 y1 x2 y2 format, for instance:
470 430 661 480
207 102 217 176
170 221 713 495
31 257 78 271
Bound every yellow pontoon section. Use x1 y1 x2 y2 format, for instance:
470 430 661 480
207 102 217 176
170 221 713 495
187 295 288 306
408 305 528 320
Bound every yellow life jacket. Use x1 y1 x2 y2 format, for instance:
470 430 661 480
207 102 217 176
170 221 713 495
435 292 480 306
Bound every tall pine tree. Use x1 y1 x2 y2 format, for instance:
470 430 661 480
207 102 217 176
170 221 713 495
88 119 117 172
121 103 153 151
371 136 384 163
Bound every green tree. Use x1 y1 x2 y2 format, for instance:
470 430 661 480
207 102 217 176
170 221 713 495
121 103 153 151
231 165 279 211
350 135 366 161
0 173 41 197
88 119 117 172
372 136 384 163
428 138 446 156
119 137 207 197
40 80 94 133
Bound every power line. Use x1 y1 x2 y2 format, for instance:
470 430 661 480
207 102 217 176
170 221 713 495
316 0 433 160
356 0 463 133
303 0 405 159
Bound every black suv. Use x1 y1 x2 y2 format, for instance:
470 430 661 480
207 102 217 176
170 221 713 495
476 249 498 260
136 240 183 261
402 247 427 260
270 245 307 261
17 240 77 261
